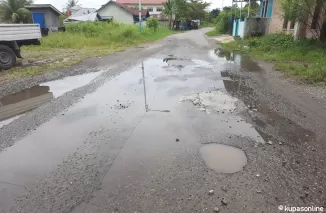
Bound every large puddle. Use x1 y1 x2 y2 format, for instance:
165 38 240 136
200 144 247 173
0 71 103 128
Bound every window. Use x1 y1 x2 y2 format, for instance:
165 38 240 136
311 0 322 29
283 18 288 29
261 0 269 18
290 21 295 30
148 7 153 12
156 7 163 12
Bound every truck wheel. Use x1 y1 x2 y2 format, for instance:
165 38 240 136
0 44 16 70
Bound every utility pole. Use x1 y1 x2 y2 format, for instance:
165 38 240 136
139 0 142 32
240 0 242 18
248 0 251 17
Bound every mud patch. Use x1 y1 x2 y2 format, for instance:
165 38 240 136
200 144 247 173
114 100 133 109
179 90 241 113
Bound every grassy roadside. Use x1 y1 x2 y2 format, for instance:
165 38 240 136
206 28 219 37
221 34 326 84
3 22 174 78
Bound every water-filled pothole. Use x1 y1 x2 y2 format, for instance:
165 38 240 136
200 144 247 173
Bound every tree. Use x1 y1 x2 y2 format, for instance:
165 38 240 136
187 0 210 20
243 1 260 17
65 0 79 11
281 0 326 40
163 0 174 29
0 0 33 23
210 8 221 19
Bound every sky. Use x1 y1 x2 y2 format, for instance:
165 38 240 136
35 0 234 12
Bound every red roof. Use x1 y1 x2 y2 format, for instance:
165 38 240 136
115 2 149 16
116 0 167 5
98 1 149 16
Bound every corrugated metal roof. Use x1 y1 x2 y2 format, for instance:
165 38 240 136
64 12 98 22
25 4 62 16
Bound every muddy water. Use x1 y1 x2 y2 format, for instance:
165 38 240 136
200 143 247 173
0 48 296 212
0 71 104 128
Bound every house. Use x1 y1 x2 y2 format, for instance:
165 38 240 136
232 0 326 40
25 4 62 32
97 1 150 24
116 0 167 16
64 13 99 23
67 6 97 17
258 0 326 40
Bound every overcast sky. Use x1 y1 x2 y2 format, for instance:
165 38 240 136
34 0 234 12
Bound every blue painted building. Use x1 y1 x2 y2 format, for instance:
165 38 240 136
258 0 284 34
231 0 285 39
25 4 62 32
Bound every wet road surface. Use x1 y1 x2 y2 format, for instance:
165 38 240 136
0 29 326 212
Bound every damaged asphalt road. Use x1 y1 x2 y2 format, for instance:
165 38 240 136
0 28 326 213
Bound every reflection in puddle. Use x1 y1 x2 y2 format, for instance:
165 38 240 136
215 48 262 72
0 71 104 128
41 71 104 98
0 86 53 128
200 143 247 173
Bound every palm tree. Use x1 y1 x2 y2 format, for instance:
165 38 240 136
0 0 33 23
163 0 174 29
65 0 79 11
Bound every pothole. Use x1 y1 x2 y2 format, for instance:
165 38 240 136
179 90 240 113
200 144 247 173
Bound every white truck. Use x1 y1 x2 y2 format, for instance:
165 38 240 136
0 24 42 70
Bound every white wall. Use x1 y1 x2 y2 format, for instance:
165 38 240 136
238 20 245 39
126 4 163 15
98 3 134 24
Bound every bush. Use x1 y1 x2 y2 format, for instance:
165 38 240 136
222 33 326 83
41 22 173 48
147 17 159 32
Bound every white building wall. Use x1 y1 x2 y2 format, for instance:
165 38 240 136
125 4 163 16
98 3 134 24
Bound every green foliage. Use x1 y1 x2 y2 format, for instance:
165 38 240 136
186 0 210 20
247 33 294 51
42 22 174 48
221 33 326 83
13 7 32 23
163 0 174 28
163 0 210 23
281 0 306 21
213 2 260 35
0 0 33 23
3 22 174 77
66 0 79 11
206 28 218 36
59 14 68 26
147 17 159 31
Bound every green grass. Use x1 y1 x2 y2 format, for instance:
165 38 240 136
206 28 219 37
1 22 174 79
221 34 326 83
201 21 215 28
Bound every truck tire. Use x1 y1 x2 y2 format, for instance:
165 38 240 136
0 44 16 70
